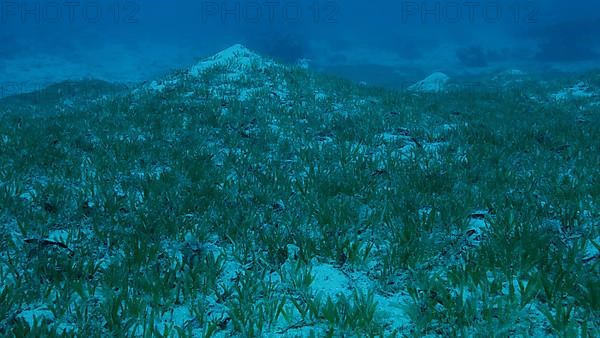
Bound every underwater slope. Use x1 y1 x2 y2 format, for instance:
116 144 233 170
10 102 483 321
0 45 599 337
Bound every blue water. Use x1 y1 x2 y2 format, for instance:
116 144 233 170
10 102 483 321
1 0 599 86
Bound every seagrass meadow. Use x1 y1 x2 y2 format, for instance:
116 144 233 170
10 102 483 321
0 45 598 337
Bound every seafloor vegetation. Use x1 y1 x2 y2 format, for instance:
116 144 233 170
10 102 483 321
0 46 598 337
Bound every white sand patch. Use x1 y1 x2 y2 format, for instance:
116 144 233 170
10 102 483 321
48 229 69 244
504 69 525 76
297 58 311 69
373 293 413 333
583 236 600 263
423 141 448 154
408 72 450 93
309 261 413 334
378 132 411 143
189 44 273 78
149 80 165 92
314 91 328 101
552 81 596 101
311 262 352 298
17 306 55 327
493 69 526 79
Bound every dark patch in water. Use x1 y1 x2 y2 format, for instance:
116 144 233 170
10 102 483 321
0 34 22 59
456 46 489 67
243 32 307 64
527 19 600 62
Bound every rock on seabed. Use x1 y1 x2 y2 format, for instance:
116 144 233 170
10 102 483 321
408 72 450 93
